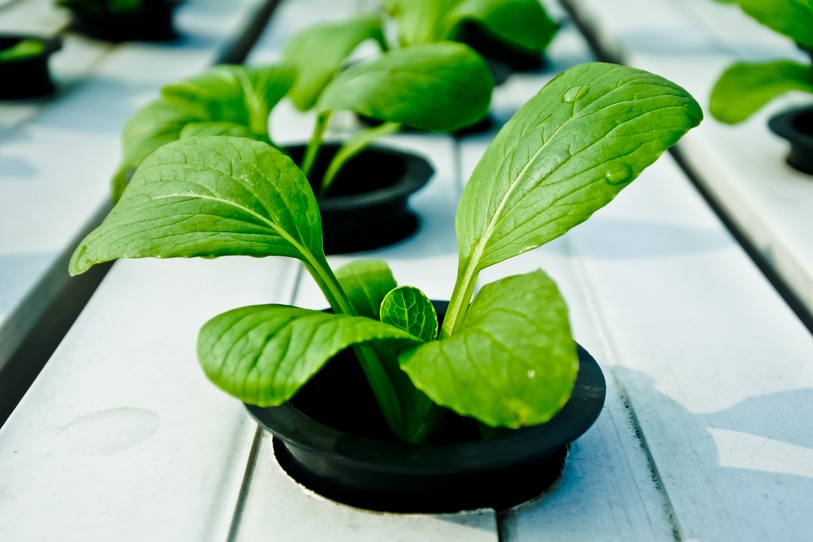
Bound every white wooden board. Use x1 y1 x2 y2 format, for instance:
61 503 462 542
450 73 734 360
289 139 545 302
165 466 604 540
563 0 813 318
0 257 298 541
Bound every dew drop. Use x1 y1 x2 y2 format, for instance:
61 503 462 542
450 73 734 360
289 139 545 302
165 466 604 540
604 163 633 185
527 369 536 378
563 85 588 103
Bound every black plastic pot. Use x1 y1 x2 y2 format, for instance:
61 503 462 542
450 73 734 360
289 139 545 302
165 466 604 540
66 1 177 42
0 36 62 99
286 144 433 254
245 300 606 513
768 105 813 175
456 21 547 74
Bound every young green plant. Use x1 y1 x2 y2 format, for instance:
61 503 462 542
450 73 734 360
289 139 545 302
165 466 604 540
385 0 558 58
69 62 702 443
111 43 492 200
710 0 813 124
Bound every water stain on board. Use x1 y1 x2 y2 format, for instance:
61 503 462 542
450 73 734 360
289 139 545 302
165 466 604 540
55 407 160 456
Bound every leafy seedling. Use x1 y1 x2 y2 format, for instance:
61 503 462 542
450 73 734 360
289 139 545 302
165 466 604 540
386 0 558 58
710 0 813 124
70 62 702 443
113 42 492 200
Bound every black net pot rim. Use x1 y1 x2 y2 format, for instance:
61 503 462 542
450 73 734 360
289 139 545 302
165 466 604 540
285 143 433 210
768 104 813 175
244 302 606 513
285 143 433 254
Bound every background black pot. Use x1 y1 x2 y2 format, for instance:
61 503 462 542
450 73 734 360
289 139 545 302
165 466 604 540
287 144 433 254
768 105 813 175
65 1 178 42
456 21 547 74
245 301 606 513
0 35 62 99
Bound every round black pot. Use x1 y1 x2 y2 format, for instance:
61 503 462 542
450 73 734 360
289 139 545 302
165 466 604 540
286 144 433 254
245 301 606 513
769 105 813 175
456 22 547 74
0 35 62 99
67 2 177 42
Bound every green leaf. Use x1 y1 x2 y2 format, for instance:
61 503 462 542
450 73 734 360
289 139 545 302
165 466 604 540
456 62 702 275
334 260 398 319
449 0 558 53
198 305 421 406
283 15 386 111
387 0 461 46
715 0 813 49
162 64 295 135
710 60 813 124
70 137 324 275
400 271 577 428
0 39 46 61
381 286 438 343
318 42 493 131
113 64 294 201
113 98 203 201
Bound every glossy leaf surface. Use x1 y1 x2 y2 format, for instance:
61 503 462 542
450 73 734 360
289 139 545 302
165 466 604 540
198 305 421 406
456 62 702 275
710 60 813 124
318 42 492 131
400 271 577 428
380 286 438 343
283 16 386 111
71 137 323 275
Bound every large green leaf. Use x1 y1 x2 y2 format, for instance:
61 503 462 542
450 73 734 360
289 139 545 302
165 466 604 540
334 259 397 319
318 42 493 131
449 0 558 53
400 271 577 428
455 62 702 275
70 137 324 275
710 60 813 124
198 305 421 406
179 121 264 140
715 0 813 49
380 286 438 343
282 16 386 111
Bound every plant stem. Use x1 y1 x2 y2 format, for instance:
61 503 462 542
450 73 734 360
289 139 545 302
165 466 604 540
301 110 332 181
439 263 479 339
301 257 407 439
319 121 400 197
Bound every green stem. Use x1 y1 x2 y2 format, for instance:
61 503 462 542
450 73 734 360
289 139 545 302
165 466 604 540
301 257 406 438
301 110 332 181
439 263 479 339
319 121 401 197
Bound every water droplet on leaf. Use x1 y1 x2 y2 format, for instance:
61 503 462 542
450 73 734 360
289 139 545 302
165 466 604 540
563 85 588 103
527 369 536 378
604 164 632 185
